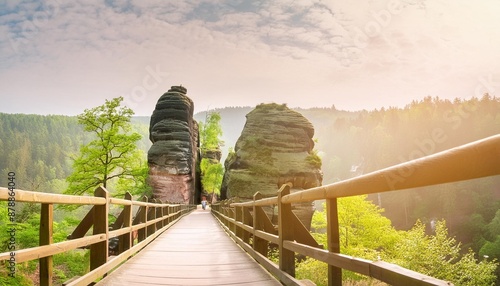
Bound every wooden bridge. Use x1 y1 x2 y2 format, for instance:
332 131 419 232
1 134 499 286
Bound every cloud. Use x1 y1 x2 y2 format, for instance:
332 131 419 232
0 0 499 115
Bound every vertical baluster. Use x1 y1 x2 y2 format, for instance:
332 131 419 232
235 199 243 240
40 203 53 286
119 192 132 253
242 206 252 244
253 192 267 256
327 198 342 286
156 200 163 230
137 196 148 242
162 203 169 227
147 199 156 236
90 186 109 271
278 184 295 276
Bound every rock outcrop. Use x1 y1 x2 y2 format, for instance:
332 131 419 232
148 86 200 204
221 103 322 228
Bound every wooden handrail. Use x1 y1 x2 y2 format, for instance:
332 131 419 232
0 189 107 205
0 186 196 286
281 134 500 204
211 134 500 286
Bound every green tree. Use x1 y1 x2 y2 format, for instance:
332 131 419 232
310 195 400 259
198 112 224 202
114 156 152 198
200 158 224 201
199 112 223 151
388 220 498 285
304 196 401 283
65 97 143 195
300 198 499 285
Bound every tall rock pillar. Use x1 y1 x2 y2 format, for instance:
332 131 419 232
148 86 200 204
221 103 323 229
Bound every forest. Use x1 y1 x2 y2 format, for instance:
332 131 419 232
0 94 499 284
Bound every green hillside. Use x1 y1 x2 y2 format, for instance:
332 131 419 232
1 95 499 280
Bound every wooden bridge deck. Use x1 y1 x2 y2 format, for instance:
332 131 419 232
96 208 282 286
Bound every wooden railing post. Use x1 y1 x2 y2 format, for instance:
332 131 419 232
241 206 252 244
118 192 133 254
234 198 243 239
162 204 169 227
327 198 342 286
147 199 156 236
252 192 267 256
167 204 172 225
90 186 109 271
278 184 295 276
40 203 53 286
137 196 148 242
156 201 163 230
222 200 231 230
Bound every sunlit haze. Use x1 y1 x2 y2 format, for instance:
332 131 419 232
1 0 499 115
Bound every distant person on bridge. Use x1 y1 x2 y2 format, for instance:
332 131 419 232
201 196 207 210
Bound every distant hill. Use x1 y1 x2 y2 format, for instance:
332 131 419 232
1 95 499 252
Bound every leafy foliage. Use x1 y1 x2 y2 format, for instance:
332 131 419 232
199 112 224 200
65 97 143 196
0 113 83 191
0 201 87 285
306 149 322 168
199 111 223 152
200 158 224 197
300 198 498 285
387 220 498 285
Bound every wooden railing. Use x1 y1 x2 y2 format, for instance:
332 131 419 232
212 134 500 286
0 186 196 285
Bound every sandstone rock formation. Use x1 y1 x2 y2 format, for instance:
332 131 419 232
221 103 322 228
148 86 200 204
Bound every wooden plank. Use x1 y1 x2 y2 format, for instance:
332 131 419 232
370 261 451 286
67 213 184 286
253 192 268 256
235 203 243 240
278 184 295 276
283 240 371 276
0 188 106 205
136 196 148 242
327 198 342 286
281 134 500 204
162 205 169 226
119 192 133 254
95 210 282 286
241 206 253 243
111 207 124 230
147 200 157 236
39 203 53 286
0 234 106 263
90 186 109 271
290 209 320 248
255 230 279 245
155 203 163 229
216 216 305 286
232 197 278 207
67 206 94 239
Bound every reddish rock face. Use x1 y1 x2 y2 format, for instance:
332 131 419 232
148 165 192 203
148 86 200 204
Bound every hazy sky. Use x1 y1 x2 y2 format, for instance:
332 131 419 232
1 0 499 116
